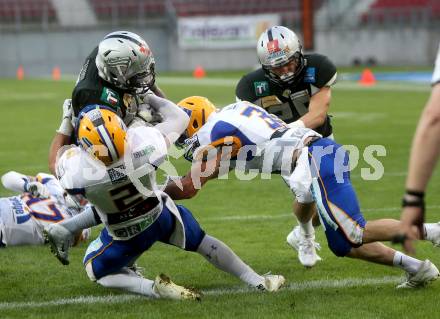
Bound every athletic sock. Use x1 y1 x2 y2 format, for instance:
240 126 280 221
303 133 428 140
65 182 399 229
197 235 264 287
97 267 157 297
297 219 314 238
393 251 423 274
62 206 99 234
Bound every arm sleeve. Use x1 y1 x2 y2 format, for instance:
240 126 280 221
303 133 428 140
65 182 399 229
1 171 31 193
147 94 190 143
235 75 258 103
314 55 337 88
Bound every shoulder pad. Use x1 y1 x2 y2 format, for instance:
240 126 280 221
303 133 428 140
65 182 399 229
56 146 106 190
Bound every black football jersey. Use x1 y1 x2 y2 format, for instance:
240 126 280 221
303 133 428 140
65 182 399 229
72 47 133 117
235 54 337 137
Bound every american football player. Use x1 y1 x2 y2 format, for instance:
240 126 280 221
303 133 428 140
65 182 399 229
49 31 165 174
45 101 285 300
0 171 90 247
165 97 440 288
236 26 338 268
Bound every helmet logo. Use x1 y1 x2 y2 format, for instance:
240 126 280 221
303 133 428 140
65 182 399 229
267 40 281 54
139 45 150 55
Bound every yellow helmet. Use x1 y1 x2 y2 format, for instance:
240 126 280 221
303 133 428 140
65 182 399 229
177 96 216 138
77 106 127 166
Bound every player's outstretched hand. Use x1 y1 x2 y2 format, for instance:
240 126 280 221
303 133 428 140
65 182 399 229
26 181 50 199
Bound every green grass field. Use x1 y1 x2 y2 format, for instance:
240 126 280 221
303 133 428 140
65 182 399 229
0 74 439 319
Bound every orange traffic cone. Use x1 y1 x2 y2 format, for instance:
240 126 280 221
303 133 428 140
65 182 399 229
193 65 206 78
52 66 61 81
359 68 376 86
16 65 24 80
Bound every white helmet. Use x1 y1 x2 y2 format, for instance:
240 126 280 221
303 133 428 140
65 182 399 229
257 26 305 85
96 31 155 92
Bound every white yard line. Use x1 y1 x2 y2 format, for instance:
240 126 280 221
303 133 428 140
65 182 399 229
201 205 440 222
0 276 403 310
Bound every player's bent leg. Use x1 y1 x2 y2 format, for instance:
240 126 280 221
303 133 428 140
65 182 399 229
348 242 439 288
308 140 367 258
363 219 418 243
197 234 285 292
171 204 285 292
363 219 440 247
347 242 395 265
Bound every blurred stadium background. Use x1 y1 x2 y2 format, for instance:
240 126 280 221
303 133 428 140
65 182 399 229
0 0 439 77
1 1 440 318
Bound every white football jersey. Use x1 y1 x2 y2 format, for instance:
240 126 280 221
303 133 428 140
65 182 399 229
190 101 320 173
57 125 169 240
0 173 81 246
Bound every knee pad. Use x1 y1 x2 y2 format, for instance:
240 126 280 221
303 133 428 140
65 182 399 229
85 261 97 281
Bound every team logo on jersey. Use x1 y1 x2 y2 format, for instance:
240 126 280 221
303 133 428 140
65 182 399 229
100 87 120 107
304 67 316 83
108 164 127 184
254 81 269 97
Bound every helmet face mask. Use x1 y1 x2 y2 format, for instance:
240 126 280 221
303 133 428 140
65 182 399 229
96 31 156 93
126 63 156 93
257 26 305 86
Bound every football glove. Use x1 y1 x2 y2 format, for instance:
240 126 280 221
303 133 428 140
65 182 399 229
25 181 50 199
56 99 74 136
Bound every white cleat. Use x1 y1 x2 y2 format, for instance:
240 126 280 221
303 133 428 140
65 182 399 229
428 222 440 247
257 274 286 292
153 274 201 301
43 223 74 265
397 260 439 289
286 226 322 268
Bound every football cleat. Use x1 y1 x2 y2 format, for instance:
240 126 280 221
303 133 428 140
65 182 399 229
43 223 75 265
257 274 286 292
427 222 440 247
286 226 322 268
153 274 201 301
396 260 439 289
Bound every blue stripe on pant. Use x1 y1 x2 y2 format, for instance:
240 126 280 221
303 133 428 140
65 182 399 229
83 204 206 279
308 138 366 257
